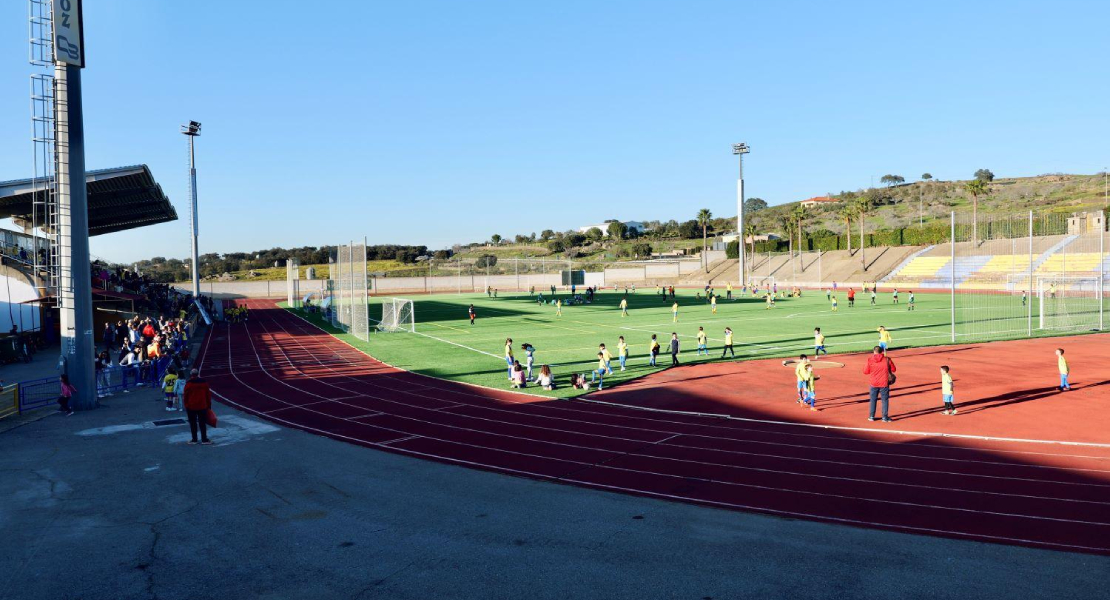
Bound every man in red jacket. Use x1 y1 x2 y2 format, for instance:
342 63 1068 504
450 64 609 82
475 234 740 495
183 368 212 445
862 346 896 422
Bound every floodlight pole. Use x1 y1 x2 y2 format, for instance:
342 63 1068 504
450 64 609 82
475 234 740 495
733 143 750 288
950 211 956 343
182 123 201 299
56 63 97 411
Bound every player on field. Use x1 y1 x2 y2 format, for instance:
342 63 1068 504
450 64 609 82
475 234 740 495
521 343 536 380
599 343 613 375
672 301 679 323
1056 348 1071 391
892 288 899 304
468 304 476 325
620 296 629 317
617 336 628 371
802 363 817 411
648 334 660 367
940 365 957 415
877 326 891 353
907 291 915 311
721 327 735 358
555 298 562 316
814 328 827 356
696 327 708 356
710 294 717 314
504 338 515 380
794 354 811 404
831 295 838 312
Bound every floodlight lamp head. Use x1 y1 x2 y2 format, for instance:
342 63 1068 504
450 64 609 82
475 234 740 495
181 121 202 136
732 143 750 155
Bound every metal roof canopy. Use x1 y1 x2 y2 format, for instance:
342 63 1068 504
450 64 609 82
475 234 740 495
0 164 178 236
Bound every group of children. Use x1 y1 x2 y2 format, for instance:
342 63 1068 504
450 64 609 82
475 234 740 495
504 338 555 390
225 305 250 323
823 287 915 312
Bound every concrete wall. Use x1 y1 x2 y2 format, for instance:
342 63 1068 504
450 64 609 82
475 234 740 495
0 266 43 332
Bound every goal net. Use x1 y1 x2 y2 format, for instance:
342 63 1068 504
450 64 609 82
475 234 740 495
1037 275 1101 332
752 276 775 291
378 298 415 333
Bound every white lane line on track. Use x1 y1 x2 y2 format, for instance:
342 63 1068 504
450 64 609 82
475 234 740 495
276 306 1110 463
230 308 1110 518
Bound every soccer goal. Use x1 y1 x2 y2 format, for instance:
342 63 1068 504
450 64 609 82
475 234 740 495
752 276 776 290
1037 275 1102 332
378 298 415 333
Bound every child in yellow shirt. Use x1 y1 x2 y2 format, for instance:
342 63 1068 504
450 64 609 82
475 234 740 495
941 365 957 414
1056 348 1071 391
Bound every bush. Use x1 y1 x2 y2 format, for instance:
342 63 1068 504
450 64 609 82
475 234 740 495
631 242 653 258
725 240 740 259
547 239 566 253
475 255 498 269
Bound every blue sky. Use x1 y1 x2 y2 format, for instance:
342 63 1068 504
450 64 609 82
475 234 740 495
1 1 1108 263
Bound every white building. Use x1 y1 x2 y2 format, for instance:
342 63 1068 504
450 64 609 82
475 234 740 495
577 221 646 236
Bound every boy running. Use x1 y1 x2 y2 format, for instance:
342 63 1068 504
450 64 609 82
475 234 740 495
877 326 892 353
617 336 628 371
814 328 827 356
590 352 606 390
696 327 708 356
1056 348 1071 391
870 289 877 305
721 327 735 358
941 365 957 415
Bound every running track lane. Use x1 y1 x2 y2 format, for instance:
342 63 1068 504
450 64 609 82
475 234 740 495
196 300 1110 555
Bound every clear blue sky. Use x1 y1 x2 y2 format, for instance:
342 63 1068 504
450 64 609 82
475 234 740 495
1 1 1108 263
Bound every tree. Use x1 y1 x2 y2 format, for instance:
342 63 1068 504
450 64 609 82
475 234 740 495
490 234 502 245
838 206 854 256
778 214 795 266
565 232 587 247
631 242 653 258
607 221 627 240
793 205 807 272
921 173 933 181
696 208 713 272
547 239 566 253
432 249 453 260
743 197 768 213
585 227 603 242
476 255 498 269
677 220 700 239
964 179 989 244
974 168 995 183
514 234 528 244
855 196 873 270
880 174 905 186
540 229 554 241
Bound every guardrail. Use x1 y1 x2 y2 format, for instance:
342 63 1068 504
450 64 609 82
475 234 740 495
11 356 179 416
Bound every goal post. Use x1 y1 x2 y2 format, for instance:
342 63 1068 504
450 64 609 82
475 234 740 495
378 298 415 333
1037 275 1101 332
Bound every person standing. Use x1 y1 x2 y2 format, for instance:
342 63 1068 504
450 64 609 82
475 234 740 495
862 346 896 422
648 334 660 367
847 288 855 308
620 296 629 317
102 323 116 353
1056 348 1071 391
696 327 708 356
183 368 212 445
726 282 733 300
617 336 628 371
468 304 476 325
669 333 680 366
721 327 735 358
57 374 76 416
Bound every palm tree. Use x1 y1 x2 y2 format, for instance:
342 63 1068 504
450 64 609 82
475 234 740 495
855 196 872 271
778 214 795 267
839 206 854 256
793 205 807 272
696 208 713 272
964 179 988 245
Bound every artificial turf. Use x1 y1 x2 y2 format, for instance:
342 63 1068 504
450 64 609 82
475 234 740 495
285 287 1101 398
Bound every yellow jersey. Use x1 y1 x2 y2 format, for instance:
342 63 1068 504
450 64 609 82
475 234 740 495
601 348 612 362
697 331 707 344
724 331 733 345
879 329 892 343
1058 356 1069 374
505 344 513 359
795 361 809 381
672 303 679 313
815 333 825 345
618 342 628 357
941 372 954 395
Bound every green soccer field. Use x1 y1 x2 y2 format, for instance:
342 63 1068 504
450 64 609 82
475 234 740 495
287 287 1105 398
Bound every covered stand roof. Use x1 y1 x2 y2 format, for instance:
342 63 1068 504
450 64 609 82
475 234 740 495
0 165 178 236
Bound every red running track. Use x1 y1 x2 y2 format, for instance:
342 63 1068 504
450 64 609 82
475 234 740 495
197 300 1110 555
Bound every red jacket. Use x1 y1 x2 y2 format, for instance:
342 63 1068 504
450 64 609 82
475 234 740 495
862 354 895 388
183 377 212 411
142 324 156 339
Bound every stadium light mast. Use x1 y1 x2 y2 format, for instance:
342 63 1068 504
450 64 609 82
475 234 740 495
181 121 201 299
732 143 750 287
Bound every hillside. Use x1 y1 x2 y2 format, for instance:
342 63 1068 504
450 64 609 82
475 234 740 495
744 173 1108 241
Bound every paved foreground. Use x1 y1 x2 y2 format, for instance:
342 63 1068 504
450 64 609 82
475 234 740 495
1 388 1107 600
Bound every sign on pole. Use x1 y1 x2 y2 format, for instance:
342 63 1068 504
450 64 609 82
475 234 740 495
53 0 85 67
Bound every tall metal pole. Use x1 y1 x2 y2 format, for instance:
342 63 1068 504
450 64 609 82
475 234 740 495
733 143 750 287
1028 210 1033 336
56 63 96 410
1100 209 1105 331
950 211 956 343
363 237 370 339
188 135 200 298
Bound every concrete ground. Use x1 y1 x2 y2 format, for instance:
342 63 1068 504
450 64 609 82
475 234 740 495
1 387 1106 600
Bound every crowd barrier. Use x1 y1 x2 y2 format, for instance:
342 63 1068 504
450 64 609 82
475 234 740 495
13 356 177 415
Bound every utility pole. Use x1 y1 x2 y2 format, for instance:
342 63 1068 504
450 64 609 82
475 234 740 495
181 121 202 299
732 143 750 287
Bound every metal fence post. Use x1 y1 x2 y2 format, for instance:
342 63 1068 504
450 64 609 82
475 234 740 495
1028 210 1033 336
950 211 956 343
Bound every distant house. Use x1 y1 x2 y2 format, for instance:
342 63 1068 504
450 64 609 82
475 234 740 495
800 196 840 207
577 221 647 236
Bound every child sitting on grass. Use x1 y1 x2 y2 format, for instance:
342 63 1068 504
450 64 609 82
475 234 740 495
941 365 957 415
537 365 555 390
510 361 527 388
571 372 590 390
